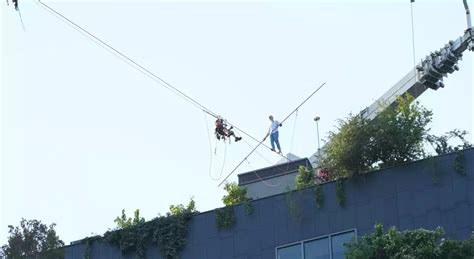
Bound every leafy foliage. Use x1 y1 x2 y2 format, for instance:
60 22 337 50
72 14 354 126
215 182 253 230
1 218 64 258
215 206 235 230
114 209 145 229
169 198 196 216
321 94 433 179
345 224 474 259
222 182 250 207
320 113 375 178
426 129 472 155
285 189 302 222
153 202 196 259
314 184 324 209
82 236 100 259
335 179 346 207
371 94 432 168
295 166 315 190
103 198 197 259
426 156 441 184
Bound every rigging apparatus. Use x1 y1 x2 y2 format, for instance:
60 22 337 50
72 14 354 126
310 0 474 167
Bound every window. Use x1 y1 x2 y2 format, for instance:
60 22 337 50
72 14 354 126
331 231 355 259
276 230 356 259
277 243 301 259
304 237 330 259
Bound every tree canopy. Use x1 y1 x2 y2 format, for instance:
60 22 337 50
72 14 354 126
345 224 474 259
222 182 250 206
1 218 64 258
318 93 470 179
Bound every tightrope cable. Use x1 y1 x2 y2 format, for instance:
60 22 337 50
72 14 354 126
35 0 287 157
36 0 217 118
218 82 326 187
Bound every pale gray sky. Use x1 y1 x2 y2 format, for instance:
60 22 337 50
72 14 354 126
1 0 473 245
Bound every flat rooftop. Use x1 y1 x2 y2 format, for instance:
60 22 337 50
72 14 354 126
238 158 312 185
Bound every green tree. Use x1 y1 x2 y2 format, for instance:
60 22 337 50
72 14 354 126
320 113 376 178
1 218 64 258
345 224 474 259
222 182 249 206
114 209 145 229
372 94 432 168
320 94 433 178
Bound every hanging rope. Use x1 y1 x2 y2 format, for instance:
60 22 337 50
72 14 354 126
243 137 301 188
204 112 229 181
204 112 219 181
244 158 281 188
240 138 281 187
289 109 298 153
219 141 228 180
218 82 327 187
34 0 319 188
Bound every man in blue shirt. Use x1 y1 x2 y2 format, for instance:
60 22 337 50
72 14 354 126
264 115 282 154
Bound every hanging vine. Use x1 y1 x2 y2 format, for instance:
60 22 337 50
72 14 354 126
103 199 197 259
285 189 302 222
215 182 254 230
336 179 346 207
215 206 235 229
454 150 466 176
82 236 100 259
314 184 324 209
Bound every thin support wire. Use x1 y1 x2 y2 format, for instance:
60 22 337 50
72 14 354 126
34 0 286 156
218 82 326 187
410 1 418 96
18 8 26 31
290 109 298 153
204 112 220 181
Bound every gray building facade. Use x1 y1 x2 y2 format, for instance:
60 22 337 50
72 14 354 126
56 148 474 258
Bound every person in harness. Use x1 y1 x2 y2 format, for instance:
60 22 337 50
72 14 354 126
215 116 242 142
6 0 19 10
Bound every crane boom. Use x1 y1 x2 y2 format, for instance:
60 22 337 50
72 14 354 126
310 0 474 167
360 27 473 121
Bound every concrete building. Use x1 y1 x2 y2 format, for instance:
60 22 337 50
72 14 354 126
31 148 474 258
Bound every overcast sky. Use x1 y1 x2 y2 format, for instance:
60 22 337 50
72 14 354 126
1 0 473 245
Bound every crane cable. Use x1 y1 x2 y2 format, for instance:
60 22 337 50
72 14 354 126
35 0 290 162
218 82 327 187
410 0 418 97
